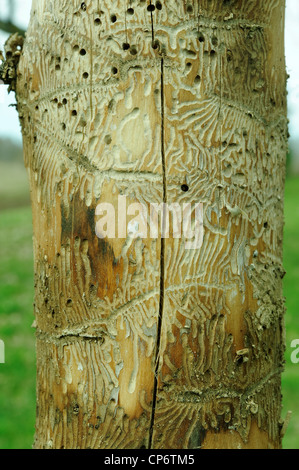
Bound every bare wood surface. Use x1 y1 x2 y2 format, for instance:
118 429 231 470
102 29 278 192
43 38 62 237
16 0 287 449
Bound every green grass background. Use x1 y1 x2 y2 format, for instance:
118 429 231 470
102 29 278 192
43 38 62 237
0 156 298 449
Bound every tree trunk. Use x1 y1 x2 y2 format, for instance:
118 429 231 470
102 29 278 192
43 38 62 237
14 0 287 449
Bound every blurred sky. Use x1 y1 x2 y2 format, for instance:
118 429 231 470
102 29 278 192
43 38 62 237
0 0 299 146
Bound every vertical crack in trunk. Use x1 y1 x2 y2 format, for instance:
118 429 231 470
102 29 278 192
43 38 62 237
148 57 166 449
